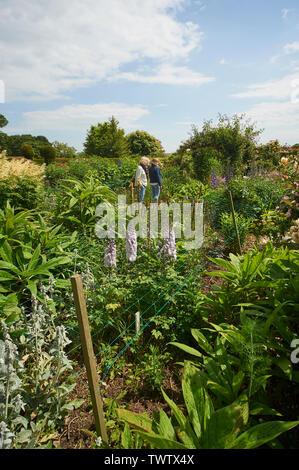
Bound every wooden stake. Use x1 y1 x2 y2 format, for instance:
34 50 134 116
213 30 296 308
71 274 108 443
228 190 242 255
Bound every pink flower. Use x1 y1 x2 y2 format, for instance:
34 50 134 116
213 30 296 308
286 209 292 217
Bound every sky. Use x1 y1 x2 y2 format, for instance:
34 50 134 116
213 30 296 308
1 0 299 153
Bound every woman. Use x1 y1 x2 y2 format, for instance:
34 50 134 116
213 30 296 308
149 158 162 203
134 157 150 203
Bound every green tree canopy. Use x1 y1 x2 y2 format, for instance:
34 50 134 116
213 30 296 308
21 143 35 160
182 114 262 180
0 114 8 128
52 141 77 158
84 116 128 158
126 130 164 156
40 145 56 165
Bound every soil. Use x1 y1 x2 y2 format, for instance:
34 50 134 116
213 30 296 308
58 364 184 449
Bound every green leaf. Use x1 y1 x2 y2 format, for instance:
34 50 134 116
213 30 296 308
201 398 249 449
191 329 214 355
157 409 176 441
169 342 203 358
121 423 134 449
116 409 154 433
229 421 299 449
182 361 204 440
133 430 189 449
27 244 41 271
161 388 199 448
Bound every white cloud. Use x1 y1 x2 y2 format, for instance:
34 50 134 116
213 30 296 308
232 72 299 100
219 58 229 65
284 41 299 54
13 102 149 132
244 100 299 144
112 64 215 86
0 0 205 101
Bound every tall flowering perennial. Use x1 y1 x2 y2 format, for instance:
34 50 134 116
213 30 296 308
104 239 117 267
158 226 177 262
126 227 137 262
210 171 219 188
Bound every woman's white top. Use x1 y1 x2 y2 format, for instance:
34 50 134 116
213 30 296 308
135 165 147 187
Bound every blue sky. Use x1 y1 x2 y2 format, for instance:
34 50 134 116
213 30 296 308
1 0 299 152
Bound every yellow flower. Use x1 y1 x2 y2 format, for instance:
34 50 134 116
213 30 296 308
281 157 288 166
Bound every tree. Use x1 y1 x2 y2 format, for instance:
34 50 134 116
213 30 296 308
0 114 8 128
182 114 262 181
21 143 35 160
6 134 50 157
40 145 56 165
126 130 164 156
52 141 77 158
84 116 129 158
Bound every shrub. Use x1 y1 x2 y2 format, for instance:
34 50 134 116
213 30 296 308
0 153 45 209
40 145 56 165
206 176 285 229
220 211 251 253
45 163 70 187
21 143 34 160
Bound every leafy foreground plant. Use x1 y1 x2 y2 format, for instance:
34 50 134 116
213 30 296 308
117 362 298 449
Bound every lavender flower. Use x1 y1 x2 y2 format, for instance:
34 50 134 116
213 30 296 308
104 239 117 267
126 227 137 262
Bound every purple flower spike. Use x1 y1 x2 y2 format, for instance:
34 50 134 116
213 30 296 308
211 171 219 188
126 227 137 262
104 239 117 267
159 226 177 262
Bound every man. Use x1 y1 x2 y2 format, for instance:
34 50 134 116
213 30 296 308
149 158 162 203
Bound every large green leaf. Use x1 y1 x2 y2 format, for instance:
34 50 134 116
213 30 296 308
229 420 299 449
201 397 249 449
116 409 154 433
133 430 189 450
182 361 204 440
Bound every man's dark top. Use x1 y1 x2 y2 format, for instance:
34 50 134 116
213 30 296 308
149 165 162 186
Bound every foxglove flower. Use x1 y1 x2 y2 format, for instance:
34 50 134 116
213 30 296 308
159 226 177 261
104 239 117 267
126 228 137 262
